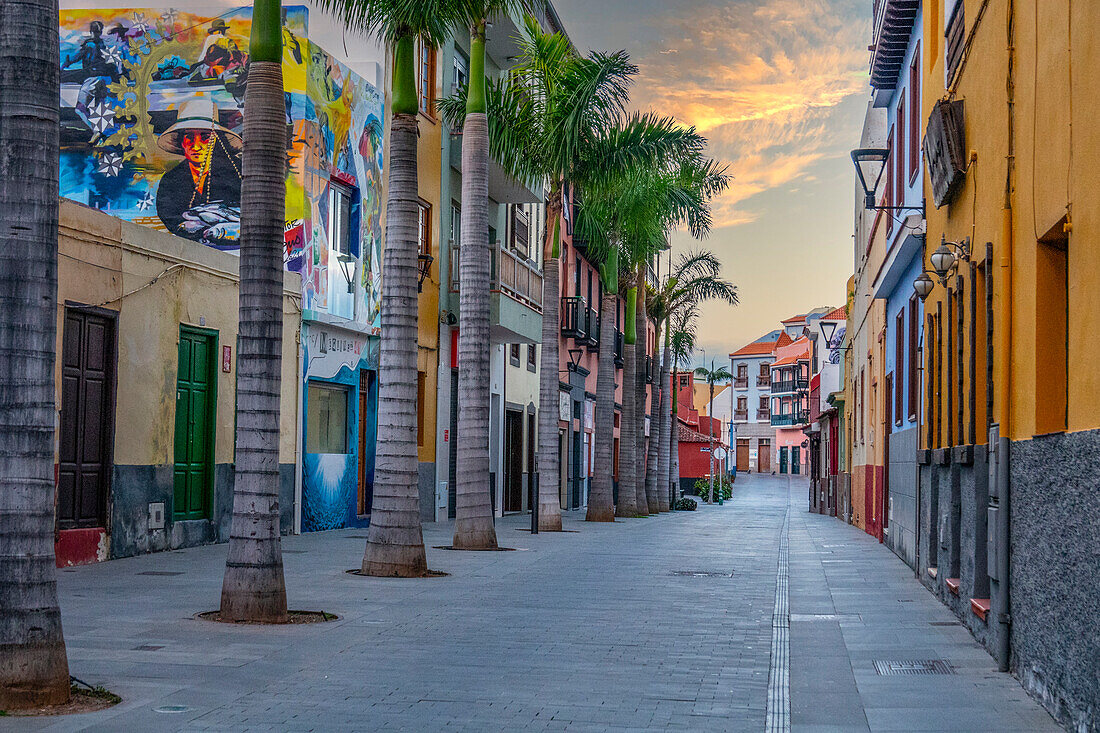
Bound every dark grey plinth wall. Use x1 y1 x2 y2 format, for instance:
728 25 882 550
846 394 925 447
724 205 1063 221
917 455 938 590
886 426 918 569
957 447 991 648
418 462 436 522
1010 431 1100 733
111 462 297 559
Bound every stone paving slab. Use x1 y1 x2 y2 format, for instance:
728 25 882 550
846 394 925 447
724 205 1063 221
0 474 1058 731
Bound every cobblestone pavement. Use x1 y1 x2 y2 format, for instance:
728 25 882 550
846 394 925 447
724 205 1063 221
5 474 1057 732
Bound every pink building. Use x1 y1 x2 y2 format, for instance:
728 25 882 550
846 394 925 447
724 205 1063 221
770 334 812 475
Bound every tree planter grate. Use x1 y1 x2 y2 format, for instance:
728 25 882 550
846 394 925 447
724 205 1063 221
137 571 183 576
873 660 953 676
669 570 733 578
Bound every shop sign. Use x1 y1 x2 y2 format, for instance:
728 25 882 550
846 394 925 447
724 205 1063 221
924 99 967 208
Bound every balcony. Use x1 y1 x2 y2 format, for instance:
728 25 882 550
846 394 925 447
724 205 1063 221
770 378 809 394
734 409 749 422
757 375 771 388
492 246 542 313
614 331 624 367
450 242 544 344
771 411 809 428
734 376 748 389
757 408 771 421
584 307 600 350
560 296 587 340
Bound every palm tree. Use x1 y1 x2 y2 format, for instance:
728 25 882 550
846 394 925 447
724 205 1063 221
219 0 289 623
449 0 528 551
668 309 698 505
694 364 732 503
577 154 724 519
0 0 71 708
319 0 462 575
439 20 702 529
649 251 738 511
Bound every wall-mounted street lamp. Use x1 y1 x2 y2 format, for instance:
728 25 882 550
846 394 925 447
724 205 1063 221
568 348 583 370
417 252 435 292
336 253 357 293
851 148 926 212
912 234 971 300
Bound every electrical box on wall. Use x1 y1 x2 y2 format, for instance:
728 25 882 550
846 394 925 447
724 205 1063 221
148 502 165 530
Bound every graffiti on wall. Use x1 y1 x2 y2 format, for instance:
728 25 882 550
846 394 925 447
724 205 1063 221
828 326 847 364
59 7 383 328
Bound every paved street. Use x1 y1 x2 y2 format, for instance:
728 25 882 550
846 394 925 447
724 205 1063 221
6 474 1056 732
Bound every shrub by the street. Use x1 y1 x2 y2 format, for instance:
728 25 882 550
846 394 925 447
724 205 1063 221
694 477 733 502
673 497 698 511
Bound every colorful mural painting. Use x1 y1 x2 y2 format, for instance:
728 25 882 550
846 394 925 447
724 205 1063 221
301 324 378 532
59 6 383 329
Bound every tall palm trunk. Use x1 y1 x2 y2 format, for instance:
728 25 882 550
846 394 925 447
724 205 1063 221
536 192 563 530
634 271 652 514
670 364 681 505
453 23 497 549
0 0 70 707
220 0 288 622
586 291 618 521
707 381 715 502
362 37 427 576
654 337 671 512
616 338 640 516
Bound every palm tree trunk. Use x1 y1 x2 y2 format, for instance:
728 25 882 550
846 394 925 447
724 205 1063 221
362 36 427 576
616 339 640 517
655 339 672 512
586 291 617 521
707 382 715 503
220 7 288 620
536 192 563 531
0 0 71 707
670 363 681 505
453 24 497 549
634 271 651 514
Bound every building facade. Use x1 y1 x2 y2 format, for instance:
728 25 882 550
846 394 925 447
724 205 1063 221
913 0 1100 727
729 331 779 474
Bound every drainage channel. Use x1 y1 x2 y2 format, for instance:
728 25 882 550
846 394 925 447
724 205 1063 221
765 485 791 733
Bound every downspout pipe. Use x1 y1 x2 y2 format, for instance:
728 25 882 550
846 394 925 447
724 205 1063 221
992 0 1016 675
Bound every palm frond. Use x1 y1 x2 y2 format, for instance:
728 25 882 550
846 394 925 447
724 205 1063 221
315 0 465 45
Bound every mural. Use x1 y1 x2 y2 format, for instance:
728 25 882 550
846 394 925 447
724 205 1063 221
828 326 847 364
301 325 378 532
59 7 383 328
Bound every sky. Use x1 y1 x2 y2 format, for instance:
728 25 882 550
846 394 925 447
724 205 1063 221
552 0 871 366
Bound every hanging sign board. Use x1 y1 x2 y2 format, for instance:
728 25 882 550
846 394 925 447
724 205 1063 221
924 99 967 208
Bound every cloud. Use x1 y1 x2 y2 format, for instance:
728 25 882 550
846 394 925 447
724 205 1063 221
628 0 870 229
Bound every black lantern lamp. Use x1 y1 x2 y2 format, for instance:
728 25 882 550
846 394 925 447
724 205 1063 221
851 148 926 212
336 253 356 294
568 348 583 370
912 235 971 300
417 251 434 292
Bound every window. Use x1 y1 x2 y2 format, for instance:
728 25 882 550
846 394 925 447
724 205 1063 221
528 344 537 370
329 183 353 255
895 311 904 425
417 371 427 447
908 295 919 420
760 363 770 377
737 396 747 410
859 368 865 442
511 205 530 259
737 364 747 379
895 100 905 205
759 396 769 410
307 383 349 454
449 202 460 292
1035 220 1069 433
909 44 921 180
417 39 435 116
417 199 431 256
885 134 894 235
510 343 521 366
574 256 581 299
452 49 468 92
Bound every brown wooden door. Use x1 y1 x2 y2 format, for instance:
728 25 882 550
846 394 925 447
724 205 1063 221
59 309 115 529
736 439 750 471
504 409 523 512
758 439 771 473
357 370 376 515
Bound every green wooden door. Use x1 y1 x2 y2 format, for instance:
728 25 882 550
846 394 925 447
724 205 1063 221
174 327 217 519
779 446 788 474
792 446 800 475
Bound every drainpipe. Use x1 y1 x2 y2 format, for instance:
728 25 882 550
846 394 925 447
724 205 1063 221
991 0 1016 674
293 323 304 535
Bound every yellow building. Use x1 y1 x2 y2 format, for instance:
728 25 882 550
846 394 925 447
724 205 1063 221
918 2 1099 727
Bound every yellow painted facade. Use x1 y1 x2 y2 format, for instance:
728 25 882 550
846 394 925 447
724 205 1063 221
922 1 1100 445
56 199 301 469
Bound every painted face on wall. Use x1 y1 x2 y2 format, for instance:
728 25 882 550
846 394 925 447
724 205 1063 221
180 130 213 166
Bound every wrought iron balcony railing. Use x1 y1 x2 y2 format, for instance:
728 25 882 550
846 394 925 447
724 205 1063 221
770 378 809 394
734 409 749 422
756 408 771 421
757 375 771 388
614 331 624 367
734 377 748 389
560 296 587 340
584 307 600 349
771 411 809 427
